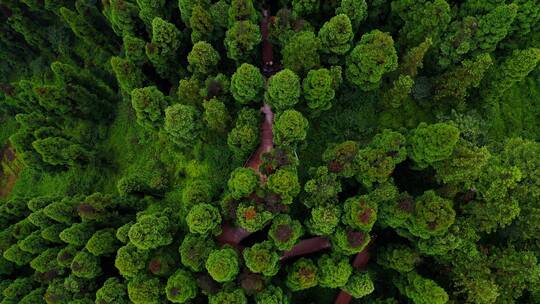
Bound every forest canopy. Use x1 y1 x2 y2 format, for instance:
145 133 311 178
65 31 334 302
0 0 539 303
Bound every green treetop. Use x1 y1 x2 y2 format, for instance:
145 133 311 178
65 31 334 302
182 179 214 208
303 68 335 112
130 86 167 131
165 268 198 303
187 41 220 76
406 190 455 239
32 136 93 167
236 201 273 232
267 168 301 204
227 108 260 159
255 285 289 304
433 53 493 103
30 247 60 273
179 233 216 272
266 69 301 111
225 21 261 61
116 222 134 244
489 246 540 303
189 4 214 43
95 277 129 304
228 167 260 199
78 192 122 223
59 6 109 52
230 63 265 104
432 140 490 188
401 38 433 77
71 250 101 279
203 98 231 132
106 0 142 36
164 103 202 148
381 75 414 109
332 227 371 255
343 272 375 299
282 31 321 75
463 160 521 233
273 109 309 146
178 0 210 26
136 0 167 27
303 166 342 207
408 122 460 169
377 194 410 232
306 204 342 236
115 243 149 278
354 130 407 187
336 0 368 30
85 228 118 256
2 277 34 303
292 0 320 17
376 244 419 273
42 223 67 244
323 141 359 178
268 214 303 251
482 48 540 101
111 56 145 94
319 14 353 56
286 258 319 291
59 222 95 247
127 275 163 304
346 30 398 91
186 203 221 235
391 0 451 47
57 244 78 268
228 0 257 25
177 77 203 105
19 288 46 304
146 17 183 80
342 195 378 232
317 253 353 288
394 271 449 304
128 212 173 250
209 288 247 304
475 4 518 53
19 230 48 254
205 247 240 282
243 241 280 276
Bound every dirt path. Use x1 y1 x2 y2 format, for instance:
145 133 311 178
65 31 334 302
244 104 274 179
217 8 278 247
244 8 278 180
227 14 374 299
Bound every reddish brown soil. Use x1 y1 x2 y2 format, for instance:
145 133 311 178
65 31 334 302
244 104 274 181
215 223 251 249
280 237 331 261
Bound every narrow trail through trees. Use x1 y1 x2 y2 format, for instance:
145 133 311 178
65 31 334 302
221 10 371 303
244 8 277 180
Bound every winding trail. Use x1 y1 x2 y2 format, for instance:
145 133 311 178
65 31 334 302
216 8 277 246
218 13 372 301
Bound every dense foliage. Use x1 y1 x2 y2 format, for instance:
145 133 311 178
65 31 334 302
0 0 539 303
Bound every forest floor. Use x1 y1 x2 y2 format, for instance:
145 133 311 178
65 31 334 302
0 144 20 198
